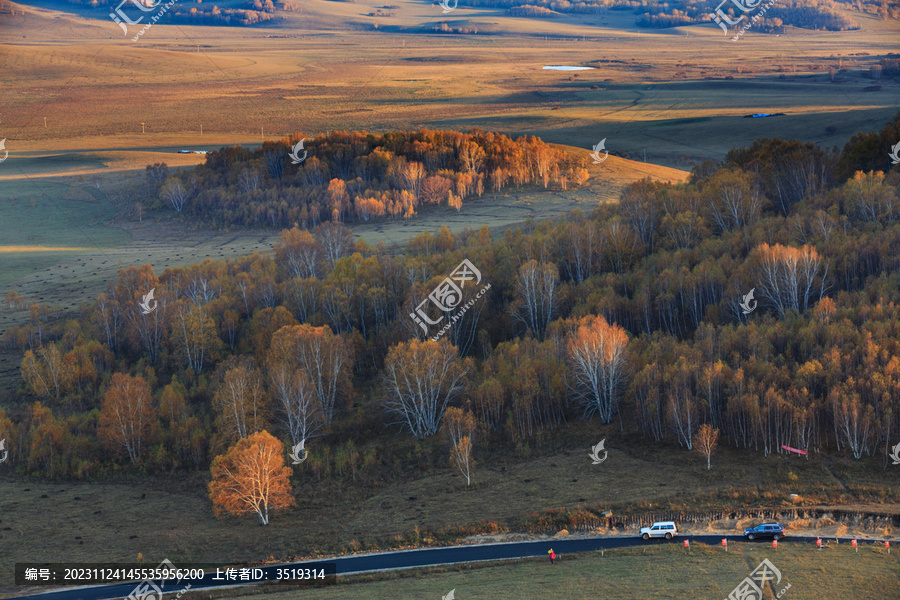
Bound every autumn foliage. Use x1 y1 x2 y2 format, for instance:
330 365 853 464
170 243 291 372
152 129 587 229
99 373 154 464
208 430 295 525
567 315 629 423
443 407 477 486
4 118 900 485
694 423 720 470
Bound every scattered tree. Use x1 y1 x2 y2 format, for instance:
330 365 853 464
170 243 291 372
694 423 720 470
208 430 295 525
443 407 476 486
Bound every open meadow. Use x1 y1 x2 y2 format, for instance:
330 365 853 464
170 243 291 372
216 543 900 600
2 420 898 595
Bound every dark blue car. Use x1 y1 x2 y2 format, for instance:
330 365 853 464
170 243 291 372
744 523 785 540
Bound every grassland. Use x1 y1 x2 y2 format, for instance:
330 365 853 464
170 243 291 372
1 0 896 318
2 0 899 167
1 421 898 594
215 543 900 600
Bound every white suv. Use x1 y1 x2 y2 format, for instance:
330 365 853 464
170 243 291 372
640 521 678 540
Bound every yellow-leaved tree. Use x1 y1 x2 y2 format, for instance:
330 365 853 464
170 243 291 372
208 430 295 525
693 423 720 470
443 407 477 486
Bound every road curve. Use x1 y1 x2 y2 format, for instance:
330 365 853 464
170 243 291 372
10 534 894 600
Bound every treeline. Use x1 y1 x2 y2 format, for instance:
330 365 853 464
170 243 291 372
2 114 899 481
58 0 281 27
168 4 276 26
640 0 857 31
147 129 588 229
167 0 277 26
509 5 558 16
834 0 900 21
462 0 861 31
432 22 484 33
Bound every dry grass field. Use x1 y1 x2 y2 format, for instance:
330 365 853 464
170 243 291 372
1 0 898 165
1 0 896 316
1 420 898 594
215 543 900 600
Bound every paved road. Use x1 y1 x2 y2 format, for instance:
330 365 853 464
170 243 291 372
10 535 893 600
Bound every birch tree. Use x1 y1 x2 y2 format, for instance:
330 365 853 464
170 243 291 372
172 299 219 373
513 260 559 340
20 344 68 403
99 373 154 463
831 389 877 459
703 170 764 232
315 222 355 272
274 227 323 279
755 243 827 317
94 293 123 351
208 430 295 525
694 423 720 470
269 325 351 426
567 315 629 423
212 356 268 445
443 407 477 486
383 339 468 439
160 178 190 212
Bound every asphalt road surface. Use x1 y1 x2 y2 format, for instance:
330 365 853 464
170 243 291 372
11 535 894 600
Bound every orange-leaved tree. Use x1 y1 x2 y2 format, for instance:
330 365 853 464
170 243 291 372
567 314 629 424
208 430 295 525
99 373 155 464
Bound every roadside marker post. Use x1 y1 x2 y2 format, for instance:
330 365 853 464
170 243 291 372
816 538 822 551
772 539 777 551
852 539 857 553
886 540 891 554
722 538 727 552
